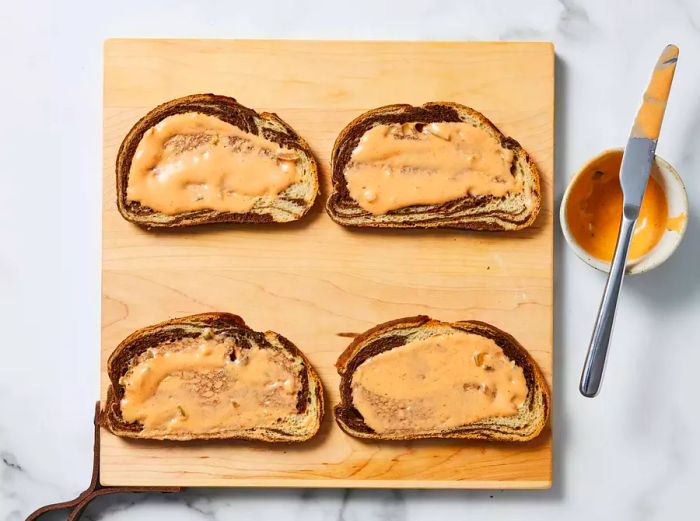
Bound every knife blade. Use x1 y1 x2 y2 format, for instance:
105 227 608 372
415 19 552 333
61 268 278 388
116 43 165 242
580 45 678 398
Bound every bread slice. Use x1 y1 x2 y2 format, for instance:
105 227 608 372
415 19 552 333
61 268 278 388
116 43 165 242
103 313 324 442
334 316 550 441
326 102 541 230
116 94 319 228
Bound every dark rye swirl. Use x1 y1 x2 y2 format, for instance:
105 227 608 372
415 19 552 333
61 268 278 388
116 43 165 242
334 316 550 441
116 94 319 228
103 313 324 442
326 102 541 231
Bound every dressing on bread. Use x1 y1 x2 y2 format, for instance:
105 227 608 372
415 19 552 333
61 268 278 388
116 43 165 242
343 122 521 215
127 112 300 215
119 332 301 435
350 331 527 434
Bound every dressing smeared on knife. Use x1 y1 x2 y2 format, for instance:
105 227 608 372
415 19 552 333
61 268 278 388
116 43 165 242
127 112 300 215
631 45 679 139
350 332 527 434
119 333 301 434
580 44 679 398
343 122 521 215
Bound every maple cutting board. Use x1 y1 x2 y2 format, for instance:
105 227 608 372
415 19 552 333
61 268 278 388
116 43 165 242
101 39 554 488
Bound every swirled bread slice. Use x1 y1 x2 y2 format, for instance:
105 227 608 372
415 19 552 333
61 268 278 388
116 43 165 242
334 316 550 441
116 94 319 228
103 313 324 442
326 102 541 230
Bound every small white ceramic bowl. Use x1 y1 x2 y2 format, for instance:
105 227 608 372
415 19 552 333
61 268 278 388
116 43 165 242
560 148 688 275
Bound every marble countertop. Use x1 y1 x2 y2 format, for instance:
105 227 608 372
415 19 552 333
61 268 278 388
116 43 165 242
2 0 699 519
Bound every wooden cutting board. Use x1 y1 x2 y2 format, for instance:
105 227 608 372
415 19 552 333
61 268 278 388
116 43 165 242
101 39 554 488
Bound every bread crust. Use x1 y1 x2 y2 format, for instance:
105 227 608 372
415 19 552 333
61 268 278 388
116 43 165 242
326 102 542 231
116 94 319 228
334 316 550 441
102 312 324 442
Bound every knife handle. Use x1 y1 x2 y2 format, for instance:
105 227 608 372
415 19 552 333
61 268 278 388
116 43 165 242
580 214 636 397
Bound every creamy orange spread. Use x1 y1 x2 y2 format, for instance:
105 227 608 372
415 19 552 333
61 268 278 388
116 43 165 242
566 150 669 261
631 45 678 139
119 333 300 434
351 332 527 434
127 112 300 215
343 122 520 215
666 212 687 232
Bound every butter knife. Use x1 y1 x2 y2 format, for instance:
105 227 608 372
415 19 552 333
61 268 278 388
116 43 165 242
580 45 679 398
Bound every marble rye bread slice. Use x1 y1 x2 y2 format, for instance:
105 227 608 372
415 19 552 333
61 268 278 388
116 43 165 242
116 94 319 228
326 102 542 231
102 313 324 442
334 316 550 441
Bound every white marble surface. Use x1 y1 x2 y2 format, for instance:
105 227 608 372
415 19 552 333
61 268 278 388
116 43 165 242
2 0 699 519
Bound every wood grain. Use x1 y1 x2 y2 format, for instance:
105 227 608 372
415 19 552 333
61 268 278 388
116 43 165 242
101 39 554 488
